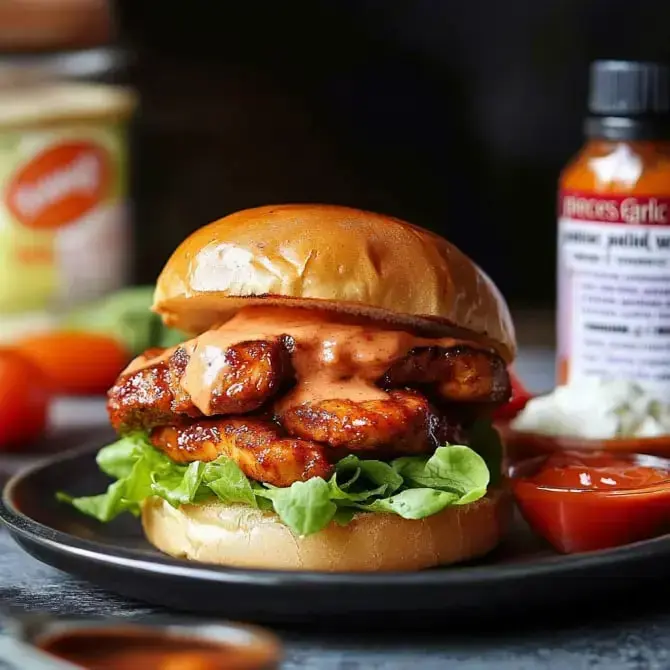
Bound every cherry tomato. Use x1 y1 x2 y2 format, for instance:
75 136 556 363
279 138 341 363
493 368 532 421
512 451 670 553
0 348 51 449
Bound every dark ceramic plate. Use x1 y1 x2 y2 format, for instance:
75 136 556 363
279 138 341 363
2 444 670 624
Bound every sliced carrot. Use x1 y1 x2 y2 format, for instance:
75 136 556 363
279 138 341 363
15 331 130 396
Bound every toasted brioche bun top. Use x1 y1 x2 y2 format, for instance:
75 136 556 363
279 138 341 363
153 204 516 361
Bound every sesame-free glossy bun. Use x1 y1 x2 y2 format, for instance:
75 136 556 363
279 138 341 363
153 204 516 361
141 488 510 572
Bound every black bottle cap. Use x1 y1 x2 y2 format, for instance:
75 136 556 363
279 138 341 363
585 60 670 140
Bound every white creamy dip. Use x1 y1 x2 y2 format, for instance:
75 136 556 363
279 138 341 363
510 379 670 439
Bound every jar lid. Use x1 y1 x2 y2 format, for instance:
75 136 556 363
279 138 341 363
585 60 670 140
0 69 136 129
0 47 127 82
588 60 670 116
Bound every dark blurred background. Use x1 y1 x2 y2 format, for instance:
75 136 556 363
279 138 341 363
9 0 670 308
112 0 670 307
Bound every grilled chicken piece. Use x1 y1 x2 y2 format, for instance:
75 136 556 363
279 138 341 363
150 418 332 487
108 337 294 432
195 337 295 415
379 346 510 404
166 346 201 417
278 389 463 452
107 360 176 433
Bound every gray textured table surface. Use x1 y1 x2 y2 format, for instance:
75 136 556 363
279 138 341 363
3 347 670 669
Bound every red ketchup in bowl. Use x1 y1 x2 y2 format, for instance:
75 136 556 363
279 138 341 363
511 451 670 553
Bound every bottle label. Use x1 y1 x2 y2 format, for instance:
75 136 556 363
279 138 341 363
0 123 130 328
557 190 670 393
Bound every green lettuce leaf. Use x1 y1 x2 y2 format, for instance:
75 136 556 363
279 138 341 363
358 488 460 518
152 461 206 507
329 454 403 502
59 424 502 536
392 445 489 504
203 459 257 508
57 480 139 522
256 478 337 536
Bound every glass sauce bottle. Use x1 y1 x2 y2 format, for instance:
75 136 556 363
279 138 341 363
557 60 670 394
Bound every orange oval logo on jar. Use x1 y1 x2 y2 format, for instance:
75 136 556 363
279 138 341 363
4 141 112 230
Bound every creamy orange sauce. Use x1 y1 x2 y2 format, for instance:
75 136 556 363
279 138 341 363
125 306 479 414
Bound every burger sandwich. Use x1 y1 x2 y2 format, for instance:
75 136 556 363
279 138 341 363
62 204 515 572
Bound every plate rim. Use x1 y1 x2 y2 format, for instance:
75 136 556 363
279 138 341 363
2 442 670 588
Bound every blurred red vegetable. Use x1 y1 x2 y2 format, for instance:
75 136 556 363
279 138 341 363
15 331 129 396
0 348 51 449
493 368 533 421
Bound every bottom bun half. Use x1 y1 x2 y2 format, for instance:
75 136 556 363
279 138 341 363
141 488 511 572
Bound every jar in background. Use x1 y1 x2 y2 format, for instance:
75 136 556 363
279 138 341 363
557 60 670 394
0 67 136 341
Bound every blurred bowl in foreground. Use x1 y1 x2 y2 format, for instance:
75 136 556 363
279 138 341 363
8 616 282 670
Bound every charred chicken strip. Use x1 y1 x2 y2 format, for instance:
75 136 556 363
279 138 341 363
108 337 294 432
278 389 463 452
379 345 510 404
194 336 295 415
108 360 176 433
150 418 333 487
166 346 201 417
